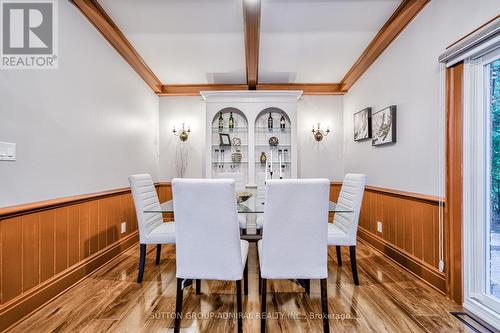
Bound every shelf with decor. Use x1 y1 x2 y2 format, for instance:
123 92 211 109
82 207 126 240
203 91 300 206
209 107 249 191
253 107 293 205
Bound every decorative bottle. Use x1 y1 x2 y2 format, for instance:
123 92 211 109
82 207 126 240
229 112 234 129
218 112 224 130
260 152 267 164
267 112 273 129
280 113 285 129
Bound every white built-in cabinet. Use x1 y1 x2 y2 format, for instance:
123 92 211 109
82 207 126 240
202 91 301 205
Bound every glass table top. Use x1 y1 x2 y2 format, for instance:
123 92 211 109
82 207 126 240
144 200 353 214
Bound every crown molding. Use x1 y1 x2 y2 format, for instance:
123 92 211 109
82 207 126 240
339 0 430 91
70 0 162 93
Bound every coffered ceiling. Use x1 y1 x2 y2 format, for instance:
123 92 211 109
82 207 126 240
72 0 428 95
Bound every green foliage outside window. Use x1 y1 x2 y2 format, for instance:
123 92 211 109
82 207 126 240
491 60 500 224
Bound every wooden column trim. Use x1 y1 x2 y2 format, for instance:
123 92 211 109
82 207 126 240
70 0 162 93
243 0 261 90
445 62 464 304
339 0 429 91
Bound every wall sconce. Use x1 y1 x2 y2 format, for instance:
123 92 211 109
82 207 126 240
172 123 190 142
312 123 330 142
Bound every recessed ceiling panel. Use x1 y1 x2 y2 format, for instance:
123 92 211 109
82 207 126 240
259 0 402 83
99 0 246 84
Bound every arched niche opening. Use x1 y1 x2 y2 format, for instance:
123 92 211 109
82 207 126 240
254 107 292 190
210 107 248 190
255 107 290 130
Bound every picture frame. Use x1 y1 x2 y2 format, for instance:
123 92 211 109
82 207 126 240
371 105 397 146
219 133 231 146
353 107 372 141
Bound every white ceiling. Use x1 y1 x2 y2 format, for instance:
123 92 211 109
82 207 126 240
99 0 246 84
98 0 401 84
259 0 401 83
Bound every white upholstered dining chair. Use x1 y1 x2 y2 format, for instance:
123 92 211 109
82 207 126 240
328 173 366 286
172 179 249 333
258 179 330 333
239 215 263 233
129 174 176 283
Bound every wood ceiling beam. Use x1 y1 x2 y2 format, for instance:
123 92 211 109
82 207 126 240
70 0 162 93
257 83 344 95
243 0 261 90
159 84 250 96
158 83 344 96
339 0 430 92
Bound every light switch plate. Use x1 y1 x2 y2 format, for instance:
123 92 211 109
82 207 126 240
377 221 383 233
0 142 16 161
121 222 126 234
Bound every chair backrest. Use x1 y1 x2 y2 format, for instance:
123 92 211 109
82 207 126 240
261 179 330 279
129 174 164 244
172 178 243 280
334 174 366 244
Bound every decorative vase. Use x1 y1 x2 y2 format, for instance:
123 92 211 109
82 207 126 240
231 149 242 163
260 152 267 164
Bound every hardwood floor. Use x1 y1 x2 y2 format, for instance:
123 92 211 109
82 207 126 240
8 240 471 333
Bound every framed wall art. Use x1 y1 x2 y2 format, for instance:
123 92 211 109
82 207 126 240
354 107 372 141
371 105 396 146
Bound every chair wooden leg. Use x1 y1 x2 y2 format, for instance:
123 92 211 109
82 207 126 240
320 278 330 333
195 279 201 295
174 278 183 333
236 280 243 333
243 257 248 295
261 278 267 333
349 245 359 286
137 244 146 283
155 244 161 265
336 246 342 266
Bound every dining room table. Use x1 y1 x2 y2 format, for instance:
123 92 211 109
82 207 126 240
144 198 354 242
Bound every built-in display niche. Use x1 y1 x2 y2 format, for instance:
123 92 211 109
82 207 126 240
203 91 300 200
210 107 248 191
254 107 291 204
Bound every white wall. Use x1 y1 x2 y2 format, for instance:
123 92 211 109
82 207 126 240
343 0 500 196
159 96 206 180
0 1 160 207
297 96 344 180
159 95 344 181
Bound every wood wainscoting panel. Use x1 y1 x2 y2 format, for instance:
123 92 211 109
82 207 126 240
39 210 55 283
0 186 148 331
330 182 446 293
1 217 22 303
157 182 174 222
